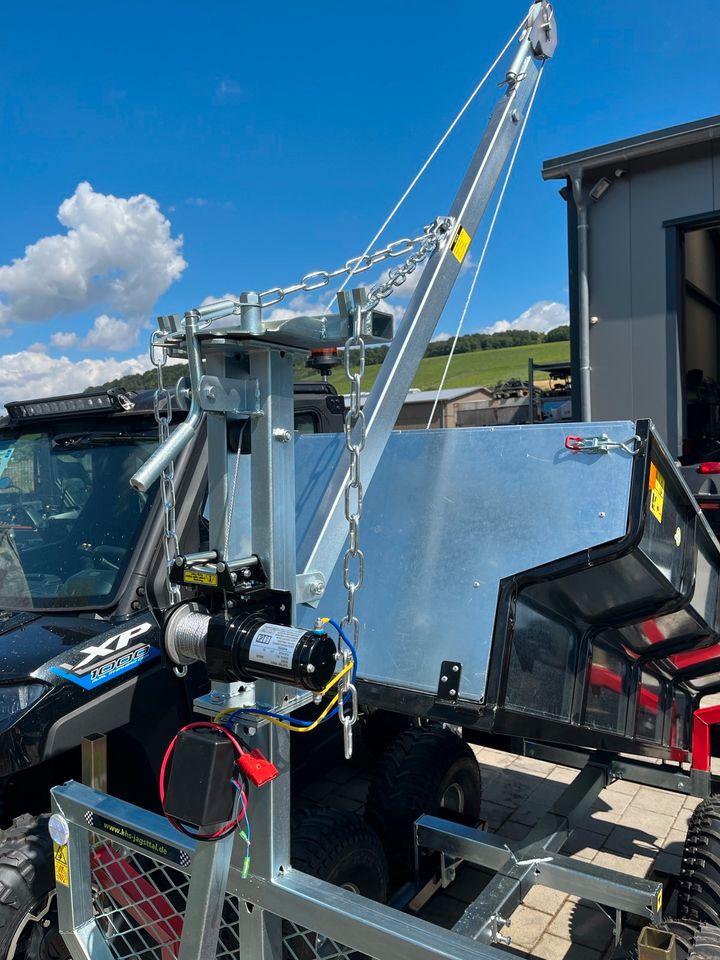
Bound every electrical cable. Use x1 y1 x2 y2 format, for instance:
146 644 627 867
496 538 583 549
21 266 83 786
319 14 529 319
425 61 547 430
232 779 252 878
159 721 249 842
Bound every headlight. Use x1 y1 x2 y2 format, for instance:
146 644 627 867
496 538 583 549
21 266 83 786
0 684 46 727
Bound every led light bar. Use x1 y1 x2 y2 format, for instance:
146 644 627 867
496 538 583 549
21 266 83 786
5 390 129 421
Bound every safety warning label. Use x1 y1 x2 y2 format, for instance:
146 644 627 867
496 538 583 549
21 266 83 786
54 843 69 887
450 225 471 264
648 463 665 524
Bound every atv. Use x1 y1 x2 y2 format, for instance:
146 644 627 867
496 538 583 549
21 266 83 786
0 382 344 959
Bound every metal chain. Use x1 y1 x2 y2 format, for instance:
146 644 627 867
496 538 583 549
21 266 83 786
257 220 450 310
338 303 365 759
366 217 453 307
151 332 182 607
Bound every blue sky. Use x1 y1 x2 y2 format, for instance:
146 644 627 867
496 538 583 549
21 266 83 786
0 0 719 403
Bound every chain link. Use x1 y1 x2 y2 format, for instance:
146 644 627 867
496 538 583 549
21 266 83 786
366 217 453 307
338 302 367 759
151 332 182 608
257 219 451 310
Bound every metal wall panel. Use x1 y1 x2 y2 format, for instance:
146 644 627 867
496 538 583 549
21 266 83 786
587 174 633 420
295 422 635 703
587 145 716 453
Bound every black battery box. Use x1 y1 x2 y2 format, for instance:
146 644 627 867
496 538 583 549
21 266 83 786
164 729 236 829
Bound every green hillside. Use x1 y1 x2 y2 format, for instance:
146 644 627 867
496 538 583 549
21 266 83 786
88 339 569 396
297 340 570 393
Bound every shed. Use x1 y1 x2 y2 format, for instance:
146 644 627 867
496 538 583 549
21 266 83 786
544 115 720 457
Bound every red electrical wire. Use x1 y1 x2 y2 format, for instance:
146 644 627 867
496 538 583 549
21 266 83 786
159 721 248 841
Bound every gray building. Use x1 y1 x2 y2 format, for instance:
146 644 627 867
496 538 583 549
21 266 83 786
544 115 720 458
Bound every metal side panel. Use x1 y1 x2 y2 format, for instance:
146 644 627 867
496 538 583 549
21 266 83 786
295 421 636 703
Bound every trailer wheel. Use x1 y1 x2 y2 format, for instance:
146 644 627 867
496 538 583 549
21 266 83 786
0 814 68 960
285 808 388 960
678 797 720 925
364 727 482 882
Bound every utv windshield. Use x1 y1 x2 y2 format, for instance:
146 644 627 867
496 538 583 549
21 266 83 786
0 426 158 610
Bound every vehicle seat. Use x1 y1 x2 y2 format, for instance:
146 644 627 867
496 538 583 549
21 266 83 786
60 568 116 598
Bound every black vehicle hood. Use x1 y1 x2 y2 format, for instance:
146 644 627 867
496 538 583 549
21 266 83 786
0 611 153 682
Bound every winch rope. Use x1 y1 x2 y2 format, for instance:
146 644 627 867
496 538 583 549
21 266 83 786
426 60 546 430
320 14 528 317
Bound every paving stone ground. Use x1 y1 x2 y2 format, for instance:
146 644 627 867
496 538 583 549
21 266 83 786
297 733 713 960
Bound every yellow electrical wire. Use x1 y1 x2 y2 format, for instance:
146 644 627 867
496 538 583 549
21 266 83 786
213 659 353 732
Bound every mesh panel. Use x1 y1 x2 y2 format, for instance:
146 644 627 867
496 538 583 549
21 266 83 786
89 840 369 960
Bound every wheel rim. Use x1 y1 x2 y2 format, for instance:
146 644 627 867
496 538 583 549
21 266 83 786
341 882 361 895
7 890 69 960
440 781 465 814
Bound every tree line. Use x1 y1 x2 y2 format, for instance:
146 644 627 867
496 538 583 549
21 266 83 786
86 325 569 394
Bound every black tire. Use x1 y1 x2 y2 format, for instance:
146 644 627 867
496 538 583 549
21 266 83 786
0 814 68 960
291 807 388 901
364 727 482 882
679 796 720 925
359 710 417 756
286 808 389 960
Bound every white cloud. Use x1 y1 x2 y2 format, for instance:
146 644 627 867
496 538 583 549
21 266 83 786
0 349 153 409
484 300 569 334
0 181 186 349
50 331 78 348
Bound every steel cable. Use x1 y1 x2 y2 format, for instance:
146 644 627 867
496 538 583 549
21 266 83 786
426 60 546 430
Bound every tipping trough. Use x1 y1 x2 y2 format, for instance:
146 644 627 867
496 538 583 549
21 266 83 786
296 419 720 761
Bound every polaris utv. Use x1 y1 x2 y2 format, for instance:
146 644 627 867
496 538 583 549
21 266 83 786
0 382 344 959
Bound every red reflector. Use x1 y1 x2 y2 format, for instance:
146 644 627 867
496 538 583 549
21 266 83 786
698 462 720 474
701 502 720 510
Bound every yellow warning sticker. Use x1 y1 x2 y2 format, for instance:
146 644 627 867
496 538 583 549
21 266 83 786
183 570 218 587
53 842 69 887
648 463 665 524
450 225 471 264
657 887 663 914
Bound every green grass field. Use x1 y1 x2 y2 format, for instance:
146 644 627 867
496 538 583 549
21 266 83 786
298 340 570 392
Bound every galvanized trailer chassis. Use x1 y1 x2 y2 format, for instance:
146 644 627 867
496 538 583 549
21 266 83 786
46 3 720 958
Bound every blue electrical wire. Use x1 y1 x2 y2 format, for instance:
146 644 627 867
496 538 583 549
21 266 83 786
223 618 357 730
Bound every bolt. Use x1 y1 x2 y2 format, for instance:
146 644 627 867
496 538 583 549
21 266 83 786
273 428 292 443
217 561 226 573
204 386 216 402
473 581 481 589
449 689 457 696
441 675 448 683
598 511 606 519
210 691 223 703
306 664 316 674
231 572 238 584
452 664 459 672
242 568 252 578
43 920 51 928
310 580 324 596
174 557 184 566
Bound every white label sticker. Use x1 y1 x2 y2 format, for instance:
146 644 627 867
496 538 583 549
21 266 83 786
248 623 306 670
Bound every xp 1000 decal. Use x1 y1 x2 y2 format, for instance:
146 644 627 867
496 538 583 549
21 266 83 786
50 622 159 689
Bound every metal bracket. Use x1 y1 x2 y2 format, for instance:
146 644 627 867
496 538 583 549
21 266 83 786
296 571 326 605
437 661 462 703
198 376 261 415
489 914 511 947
